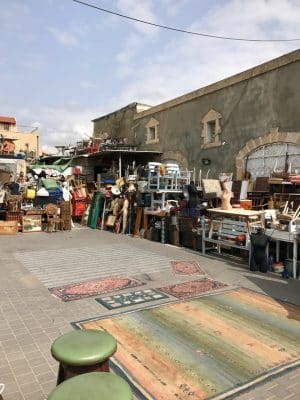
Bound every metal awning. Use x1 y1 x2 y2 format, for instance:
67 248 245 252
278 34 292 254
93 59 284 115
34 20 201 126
87 149 162 157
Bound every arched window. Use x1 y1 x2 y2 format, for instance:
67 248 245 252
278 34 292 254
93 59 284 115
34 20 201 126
201 109 222 149
145 118 159 144
246 143 300 179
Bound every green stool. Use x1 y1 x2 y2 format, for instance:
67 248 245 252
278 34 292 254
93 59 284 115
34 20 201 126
51 330 117 385
47 372 132 400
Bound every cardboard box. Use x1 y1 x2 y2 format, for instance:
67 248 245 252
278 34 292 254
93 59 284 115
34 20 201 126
0 220 18 235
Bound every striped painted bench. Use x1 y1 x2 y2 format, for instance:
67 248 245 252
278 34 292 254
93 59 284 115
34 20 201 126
202 218 250 261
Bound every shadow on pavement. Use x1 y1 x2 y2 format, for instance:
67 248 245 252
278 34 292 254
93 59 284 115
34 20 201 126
244 273 300 322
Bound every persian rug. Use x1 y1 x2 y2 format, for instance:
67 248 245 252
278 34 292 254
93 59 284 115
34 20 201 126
49 277 143 301
158 278 228 299
171 260 205 275
73 288 300 400
96 289 169 310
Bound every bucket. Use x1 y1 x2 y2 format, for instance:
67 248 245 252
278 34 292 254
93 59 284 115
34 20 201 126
273 262 284 273
240 199 252 210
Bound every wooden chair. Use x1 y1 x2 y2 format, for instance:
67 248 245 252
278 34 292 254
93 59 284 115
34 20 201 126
247 191 269 210
46 203 64 232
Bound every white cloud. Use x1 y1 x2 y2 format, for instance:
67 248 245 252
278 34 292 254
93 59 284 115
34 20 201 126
116 0 159 36
203 0 300 39
160 0 190 17
47 27 79 46
79 81 96 89
114 0 163 77
0 2 30 26
115 0 300 107
13 105 98 154
116 33 144 66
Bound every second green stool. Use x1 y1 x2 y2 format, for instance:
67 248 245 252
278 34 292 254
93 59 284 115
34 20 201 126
47 372 133 400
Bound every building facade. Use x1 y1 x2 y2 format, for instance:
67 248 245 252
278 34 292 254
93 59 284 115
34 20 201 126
92 103 151 145
0 116 40 159
92 50 300 180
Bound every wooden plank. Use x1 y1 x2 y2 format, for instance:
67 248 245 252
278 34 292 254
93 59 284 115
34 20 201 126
204 237 249 250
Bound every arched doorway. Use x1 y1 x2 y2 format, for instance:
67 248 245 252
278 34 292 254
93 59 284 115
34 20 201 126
246 142 300 179
236 129 300 179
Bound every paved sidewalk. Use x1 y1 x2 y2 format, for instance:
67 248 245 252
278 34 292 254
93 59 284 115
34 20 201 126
0 227 299 400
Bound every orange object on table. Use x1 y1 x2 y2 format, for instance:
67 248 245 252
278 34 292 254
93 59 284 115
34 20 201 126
240 199 252 210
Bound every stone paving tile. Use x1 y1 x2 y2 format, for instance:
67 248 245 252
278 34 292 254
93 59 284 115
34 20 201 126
19 381 42 395
23 350 41 360
233 366 300 399
23 391 45 400
1 372 16 385
0 230 299 400
6 352 26 362
1 340 22 353
2 392 24 400
16 372 38 386
36 371 56 385
3 380 19 395
29 356 48 367
9 364 32 377
15 244 183 287
41 381 56 395
31 363 53 376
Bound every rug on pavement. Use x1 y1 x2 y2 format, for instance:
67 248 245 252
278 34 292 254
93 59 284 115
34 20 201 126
73 288 300 400
49 277 143 301
171 260 205 275
96 289 169 310
158 278 228 299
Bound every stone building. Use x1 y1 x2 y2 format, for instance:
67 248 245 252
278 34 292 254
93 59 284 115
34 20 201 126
0 116 40 159
92 50 300 180
92 103 151 144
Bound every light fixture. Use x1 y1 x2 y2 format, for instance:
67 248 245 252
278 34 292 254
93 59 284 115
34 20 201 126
202 158 211 165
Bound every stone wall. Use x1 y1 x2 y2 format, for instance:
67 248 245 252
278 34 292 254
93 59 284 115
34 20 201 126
133 53 300 179
93 104 139 143
91 51 300 180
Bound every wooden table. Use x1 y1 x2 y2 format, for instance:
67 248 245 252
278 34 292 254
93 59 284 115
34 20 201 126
207 208 265 234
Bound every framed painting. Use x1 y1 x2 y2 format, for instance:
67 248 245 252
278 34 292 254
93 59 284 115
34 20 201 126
22 215 42 233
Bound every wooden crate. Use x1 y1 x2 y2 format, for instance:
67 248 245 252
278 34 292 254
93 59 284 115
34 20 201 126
0 220 18 235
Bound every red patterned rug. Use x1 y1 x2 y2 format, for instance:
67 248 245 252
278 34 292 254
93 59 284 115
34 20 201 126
171 260 205 275
49 277 143 301
158 278 228 299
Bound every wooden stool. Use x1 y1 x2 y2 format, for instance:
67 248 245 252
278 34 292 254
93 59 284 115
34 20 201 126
51 330 117 385
47 372 132 400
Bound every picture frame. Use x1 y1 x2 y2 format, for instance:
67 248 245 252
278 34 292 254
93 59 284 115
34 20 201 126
22 215 42 233
202 179 222 197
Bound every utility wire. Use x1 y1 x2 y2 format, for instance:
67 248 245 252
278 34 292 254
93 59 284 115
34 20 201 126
71 0 300 42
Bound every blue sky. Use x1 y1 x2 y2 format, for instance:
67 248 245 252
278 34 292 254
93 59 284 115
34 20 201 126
1 0 300 152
